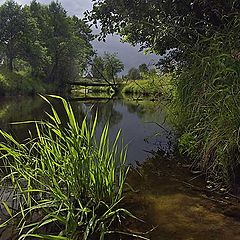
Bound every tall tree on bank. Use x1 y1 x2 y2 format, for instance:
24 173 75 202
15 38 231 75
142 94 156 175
103 53 124 83
91 53 124 83
22 1 50 78
0 0 93 89
28 1 93 86
46 1 71 83
0 0 26 71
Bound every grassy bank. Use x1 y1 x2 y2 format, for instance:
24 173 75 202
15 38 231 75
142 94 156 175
0 68 54 96
122 74 173 98
170 28 240 188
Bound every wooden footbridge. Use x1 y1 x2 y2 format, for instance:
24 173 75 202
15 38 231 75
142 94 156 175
66 81 122 92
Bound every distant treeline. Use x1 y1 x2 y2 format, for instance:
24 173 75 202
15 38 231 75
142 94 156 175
0 0 93 90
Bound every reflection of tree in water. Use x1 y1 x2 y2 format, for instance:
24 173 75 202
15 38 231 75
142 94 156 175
72 98 163 127
71 100 123 128
124 99 163 123
97 101 123 127
0 97 47 141
89 101 123 128
126 102 139 114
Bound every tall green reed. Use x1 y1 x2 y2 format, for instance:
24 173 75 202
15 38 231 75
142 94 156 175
0 95 132 239
171 15 240 187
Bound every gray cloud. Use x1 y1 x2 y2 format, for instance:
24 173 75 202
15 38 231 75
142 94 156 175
93 35 158 74
0 0 160 74
0 0 92 16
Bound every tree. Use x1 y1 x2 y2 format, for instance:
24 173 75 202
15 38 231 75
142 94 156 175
0 0 26 71
91 55 104 79
138 64 149 74
127 67 141 80
103 52 124 82
44 1 71 83
53 15 93 87
91 52 124 82
0 0 94 90
70 15 94 76
25 1 93 86
21 3 49 77
43 2 94 86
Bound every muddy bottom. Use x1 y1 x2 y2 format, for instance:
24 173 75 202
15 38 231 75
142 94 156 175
125 151 240 240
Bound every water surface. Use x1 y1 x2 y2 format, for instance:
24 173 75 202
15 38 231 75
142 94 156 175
0 96 173 165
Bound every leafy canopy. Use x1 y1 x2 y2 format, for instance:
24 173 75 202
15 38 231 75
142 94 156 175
88 0 240 58
0 0 27 71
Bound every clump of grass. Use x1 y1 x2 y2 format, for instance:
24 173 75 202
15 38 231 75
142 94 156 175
0 95 134 239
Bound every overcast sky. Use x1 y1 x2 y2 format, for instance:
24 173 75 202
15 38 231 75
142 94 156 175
0 0 160 74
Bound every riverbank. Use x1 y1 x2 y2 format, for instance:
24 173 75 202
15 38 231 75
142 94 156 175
121 69 240 190
70 73 173 100
0 68 56 96
122 73 173 97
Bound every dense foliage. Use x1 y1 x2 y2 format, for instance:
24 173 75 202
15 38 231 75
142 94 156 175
89 0 240 186
123 73 172 97
0 0 93 92
88 0 240 57
127 68 141 80
0 67 50 95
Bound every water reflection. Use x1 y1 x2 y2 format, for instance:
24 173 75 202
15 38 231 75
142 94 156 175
0 96 173 164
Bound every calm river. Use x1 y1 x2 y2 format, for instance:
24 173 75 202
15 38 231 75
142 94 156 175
0 95 173 165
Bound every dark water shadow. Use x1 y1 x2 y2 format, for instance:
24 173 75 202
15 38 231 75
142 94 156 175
124 150 240 240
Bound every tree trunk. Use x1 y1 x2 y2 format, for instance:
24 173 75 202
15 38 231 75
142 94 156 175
7 43 14 72
8 56 13 71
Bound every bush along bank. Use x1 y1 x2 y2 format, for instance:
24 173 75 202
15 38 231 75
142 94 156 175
171 22 240 189
0 68 54 96
0 95 139 239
